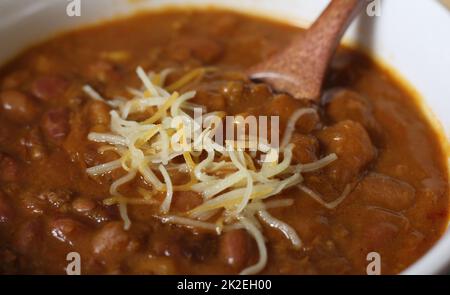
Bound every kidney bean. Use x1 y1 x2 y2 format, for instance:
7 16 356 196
41 107 70 141
31 76 69 101
219 229 251 270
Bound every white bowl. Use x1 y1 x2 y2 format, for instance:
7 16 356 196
0 0 449 275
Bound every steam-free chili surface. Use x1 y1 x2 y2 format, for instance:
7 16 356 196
0 9 448 274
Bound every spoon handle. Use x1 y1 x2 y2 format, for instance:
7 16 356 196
249 0 365 101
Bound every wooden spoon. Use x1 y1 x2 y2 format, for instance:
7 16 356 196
248 0 365 101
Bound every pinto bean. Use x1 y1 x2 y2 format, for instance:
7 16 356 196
356 173 416 211
0 192 14 223
318 120 376 187
362 221 400 250
92 222 140 260
219 229 251 270
72 197 96 213
49 218 87 245
0 153 20 183
72 197 112 223
41 107 70 141
87 101 111 129
21 128 47 161
31 76 69 101
0 90 39 123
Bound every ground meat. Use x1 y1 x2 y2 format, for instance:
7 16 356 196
318 120 376 187
290 133 319 164
325 89 381 138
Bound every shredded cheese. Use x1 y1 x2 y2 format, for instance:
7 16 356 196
84 66 344 275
